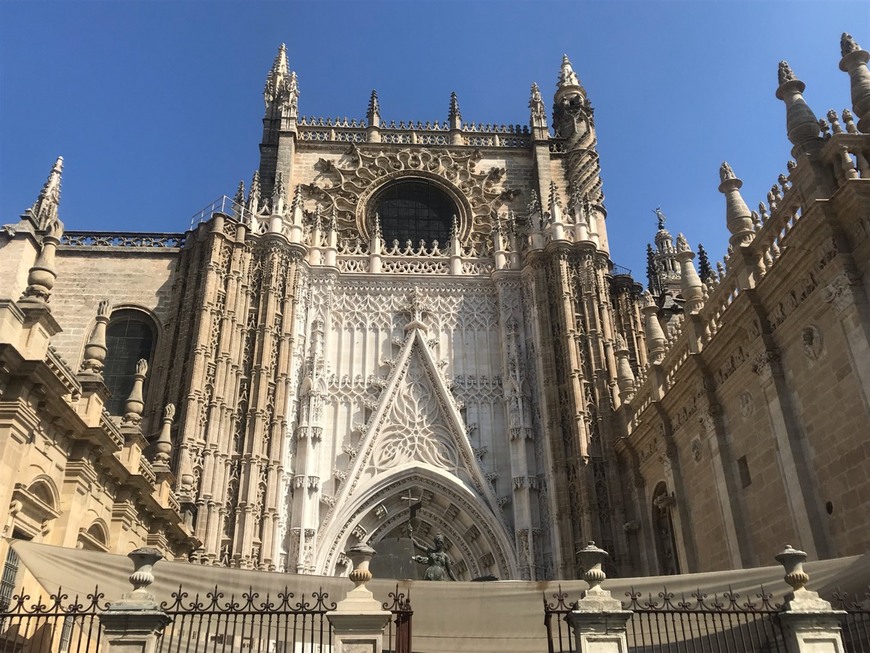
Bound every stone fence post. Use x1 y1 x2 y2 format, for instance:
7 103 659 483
565 542 633 653
327 544 393 653
775 544 847 653
100 547 172 653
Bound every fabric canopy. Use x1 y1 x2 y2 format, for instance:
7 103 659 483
10 540 869 653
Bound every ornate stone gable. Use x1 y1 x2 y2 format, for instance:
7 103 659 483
301 144 522 250
334 323 497 507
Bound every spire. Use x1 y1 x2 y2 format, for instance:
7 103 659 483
646 244 660 294
248 170 262 214
272 172 286 215
557 54 581 90
25 156 63 230
697 243 714 284
367 89 381 128
718 162 754 249
80 300 112 377
263 43 298 118
839 33 870 133
448 91 462 130
776 61 821 157
234 180 245 207
547 181 564 223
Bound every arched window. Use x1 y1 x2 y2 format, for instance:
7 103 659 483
372 179 457 249
102 310 156 415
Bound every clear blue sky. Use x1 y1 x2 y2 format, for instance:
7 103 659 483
1 1 866 278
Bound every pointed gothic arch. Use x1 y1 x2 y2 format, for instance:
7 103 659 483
315 465 518 579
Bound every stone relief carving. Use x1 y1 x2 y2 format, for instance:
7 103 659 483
739 391 754 418
802 325 823 361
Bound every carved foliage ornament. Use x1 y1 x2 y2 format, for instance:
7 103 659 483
301 145 521 250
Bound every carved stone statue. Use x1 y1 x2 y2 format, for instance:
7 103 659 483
411 533 456 581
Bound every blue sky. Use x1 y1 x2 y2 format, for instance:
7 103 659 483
1 1 867 277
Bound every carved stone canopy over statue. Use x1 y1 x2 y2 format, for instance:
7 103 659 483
411 533 457 581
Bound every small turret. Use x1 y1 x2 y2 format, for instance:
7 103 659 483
648 207 680 296
839 33 870 133
553 55 590 137
718 162 755 249
776 61 821 157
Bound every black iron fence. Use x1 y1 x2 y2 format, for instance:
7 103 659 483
0 583 414 653
0 588 107 653
545 585 787 653
157 585 336 652
834 588 870 653
383 585 413 653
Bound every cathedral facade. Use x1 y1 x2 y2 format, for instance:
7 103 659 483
1 36 869 580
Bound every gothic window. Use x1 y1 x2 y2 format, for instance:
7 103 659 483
651 482 680 575
103 310 156 415
372 179 457 249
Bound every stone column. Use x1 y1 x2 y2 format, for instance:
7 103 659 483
775 545 847 653
566 542 633 653
100 548 172 653
327 544 392 653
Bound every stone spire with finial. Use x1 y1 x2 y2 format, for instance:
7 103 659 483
614 333 636 403
367 89 381 128
264 44 299 119
718 162 755 249
248 170 262 214
697 243 714 284
776 61 821 157
25 156 64 231
448 91 462 131
839 33 870 133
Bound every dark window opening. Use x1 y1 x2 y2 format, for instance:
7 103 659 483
737 455 752 488
373 179 457 250
103 312 156 415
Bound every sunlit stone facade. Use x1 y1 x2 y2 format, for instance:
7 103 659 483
2 36 869 579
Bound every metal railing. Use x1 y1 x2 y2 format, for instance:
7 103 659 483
545 585 788 653
157 585 336 653
0 587 107 653
383 585 412 653
834 588 870 653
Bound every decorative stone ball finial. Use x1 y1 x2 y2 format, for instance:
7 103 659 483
127 547 163 599
576 541 609 592
775 544 809 592
122 358 149 426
